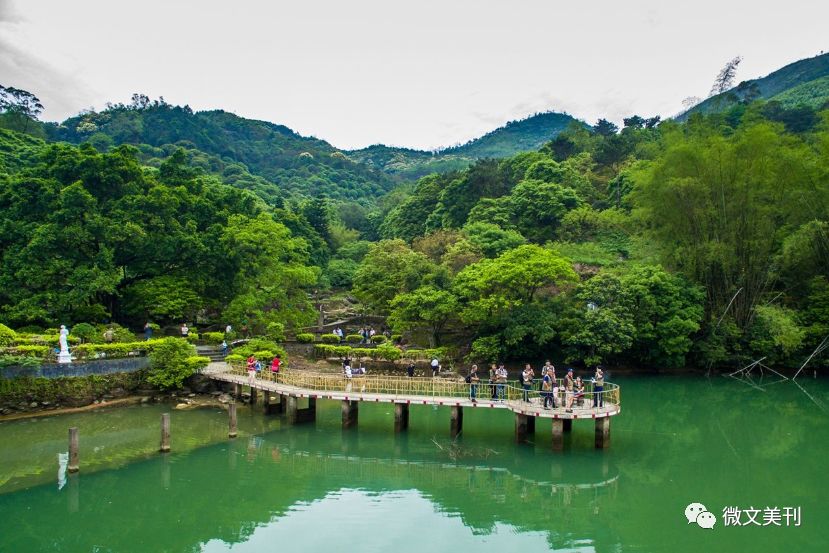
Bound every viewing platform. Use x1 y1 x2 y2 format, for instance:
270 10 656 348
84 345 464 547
207 367 621 450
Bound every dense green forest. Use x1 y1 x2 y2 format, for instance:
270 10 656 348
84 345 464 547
1 80 828 371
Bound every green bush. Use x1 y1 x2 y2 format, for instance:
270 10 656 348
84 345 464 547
233 339 287 361
370 335 387 344
71 323 97 343
295 333 315 343
14 325 43 334
320 334 340 343
185 333 200 344
3 345 50 358
345 334 362 343
201 332 225 345
374 344 401 361
266 322 285 342
225 353 244 366
0 354 42 369
13 334 80 346
391 334 402 344
252 350 276 362
185 355 210 372
147 337 197 390
0 324 16 347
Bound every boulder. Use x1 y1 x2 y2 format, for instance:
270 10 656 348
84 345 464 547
217 393 233 404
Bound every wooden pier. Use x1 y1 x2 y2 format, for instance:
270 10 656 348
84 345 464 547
208 368 621 450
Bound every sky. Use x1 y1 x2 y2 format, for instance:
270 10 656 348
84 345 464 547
1 0 827 150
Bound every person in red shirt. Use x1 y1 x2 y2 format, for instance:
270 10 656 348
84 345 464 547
271 355 281 377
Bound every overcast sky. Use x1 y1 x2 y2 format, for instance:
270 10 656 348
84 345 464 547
1 0 827 150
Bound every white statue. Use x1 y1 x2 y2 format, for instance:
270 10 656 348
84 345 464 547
58 325 71 364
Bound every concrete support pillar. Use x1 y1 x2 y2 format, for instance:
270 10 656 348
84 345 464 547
277 394 286 414
233 383 242 399
450 406 463 438
552 419 564 451
394 403 409 432
249 387 258 406
262 391 271 414
515 413 528 443
342 400 359 428
563 419 572 433
228 403 238 438
595 416 610 449
68 427 79 473
527 415 536 435
160 413 171 453
286 396 298 424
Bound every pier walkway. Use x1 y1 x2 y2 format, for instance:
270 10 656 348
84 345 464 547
207 367 621 450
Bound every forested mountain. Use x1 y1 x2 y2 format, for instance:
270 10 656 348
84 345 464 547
348 111 581 179
47 100 397 204
679 52 829 119
361 100 829 370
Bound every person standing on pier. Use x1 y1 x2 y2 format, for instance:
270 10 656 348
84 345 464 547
467 364 479 403
496 364 508 401
593 366 604 408
271 355 281 377
542 367 554 409
489 363 497 400
564 368 575 411
521 365 533 402
406 360 416 378
431 357 440 377
247 355 257 384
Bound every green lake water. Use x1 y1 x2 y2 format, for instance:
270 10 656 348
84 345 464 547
0 375 827 552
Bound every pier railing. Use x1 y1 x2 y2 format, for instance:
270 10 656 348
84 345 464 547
223 367 620 409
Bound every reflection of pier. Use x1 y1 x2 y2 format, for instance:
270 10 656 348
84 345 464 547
209 368 621 450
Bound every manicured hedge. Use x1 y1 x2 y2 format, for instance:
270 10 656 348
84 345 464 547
320 334 340 344
295 333 315 343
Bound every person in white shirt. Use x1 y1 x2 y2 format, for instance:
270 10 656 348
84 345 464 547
430 358 440 377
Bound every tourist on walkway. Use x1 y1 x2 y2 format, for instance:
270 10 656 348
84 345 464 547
489 363 497 400
344 362 353 392
564 368 575 411
522 364 533 402
271 355 281 376
431 357 440 377
542 367 554 409
247 355 257 384
406 360 415 378
467 364 479 402
496 364 508 401
221 340 228 356
575 376 585 406
181 323 189 338
225 324 232 336
144 322 153 341
593 366 604 408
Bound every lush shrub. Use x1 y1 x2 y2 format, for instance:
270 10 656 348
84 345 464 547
201 332 225 345
147 337 197 390
71 323 97 343
295 333 315 343
185 355 210 372
225 353 244 366
266 322 285 342
0 354 42 369
14 325 44 334
370 335 387 344
345 334 362 343
320 334 340 343
253 350 276 362
233 339 287 361
13 334 80 346
391 334 402 344
3 345 50 358
374 344 401 361
0 324 16 347
185 333 200 344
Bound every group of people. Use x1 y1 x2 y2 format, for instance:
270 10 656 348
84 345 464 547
332 326 391 344
467 362 605 411
341 356 368 377
246 354 282 384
